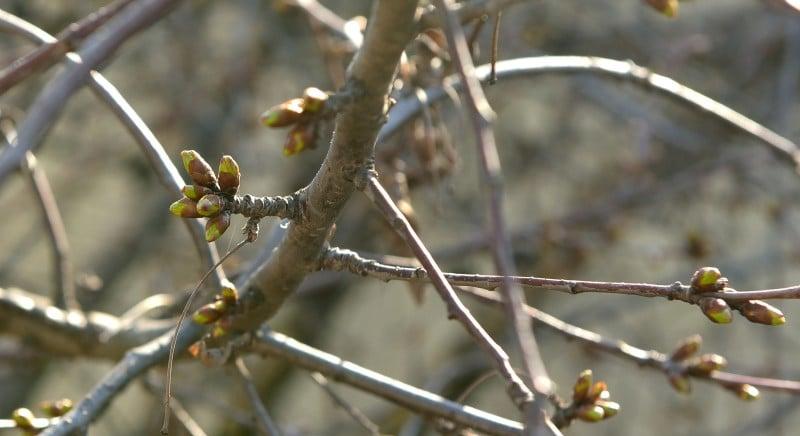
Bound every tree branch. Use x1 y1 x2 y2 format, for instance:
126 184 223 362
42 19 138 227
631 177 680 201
235 357 282 436
253 327 525 436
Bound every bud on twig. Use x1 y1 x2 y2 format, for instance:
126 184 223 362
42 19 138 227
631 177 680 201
284 123 316 156
197 194 224 217
260 98 305 127
690 267 723 293
738 300 786 326
205 212 231 242
192 300 228 325
169 197 201 218
643 0 678 17
586 381 608 402
182 184 213 201
12 408 35 429
596 400 620 419
39 398 73 417
219 283 238 306
181 150 219 190
575 404 605 422
670 334 702 362
688 354 727 376
735 384 759 401
217 155 241 196
668 371 691 393
572 369 593 402
302 87 329 113
698 297 733 324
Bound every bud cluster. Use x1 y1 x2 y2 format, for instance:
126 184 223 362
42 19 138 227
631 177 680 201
191 282 239 339
555 369 620 427
689 267 785 326
665 334 759 400
259 87 330 156
9 399 71 434
169 150 242 242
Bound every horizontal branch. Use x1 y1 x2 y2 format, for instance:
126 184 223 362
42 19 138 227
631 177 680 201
319 246 800 305
227 193 302 221
458 287 800 395
378 56 800 172
252 328 524 436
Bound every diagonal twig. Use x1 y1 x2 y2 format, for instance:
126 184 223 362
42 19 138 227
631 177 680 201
432 1 555 433
363 175 535 412
235 357 282 436
310 371 383 436
0 0 135 95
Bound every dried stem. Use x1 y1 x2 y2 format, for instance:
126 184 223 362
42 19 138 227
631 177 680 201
235 357 282 436
363 175 534 410
432 1 554 432
0 0 135 95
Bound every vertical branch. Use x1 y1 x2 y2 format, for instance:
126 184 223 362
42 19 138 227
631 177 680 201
432 0 554 432
364 175 534 411
235 357 282 436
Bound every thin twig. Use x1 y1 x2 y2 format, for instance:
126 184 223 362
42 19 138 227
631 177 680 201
458 286 800 395
253 328 524 436
235 357 282 436
0 0 135 95
363 175 534 410
0 116 77 310
432 2 554 433
167 396 209 436
489 11 501 84
310 371 383 436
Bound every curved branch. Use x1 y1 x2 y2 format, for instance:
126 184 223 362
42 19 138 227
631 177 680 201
377 56 800 172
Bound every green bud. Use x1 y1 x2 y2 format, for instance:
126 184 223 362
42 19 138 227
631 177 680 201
217 155 241 195
283 123 316 156
192 300 228 325
738 300 786 326
197 194 224 217
39 398 73 417
643 0 678 17
181 149 219 190
572 369 593 402
302 87 328 113
698 297 733 324
575 404 605 422
260 98 305 127
219 283 238 306
668 372 691 394
205 212 231 242
670 334 702 362
596 400 620 419
736 384 759 401
169 197 201 218
182 184 213 201
688 353 727 375
12 408 35 429
690 267 723 293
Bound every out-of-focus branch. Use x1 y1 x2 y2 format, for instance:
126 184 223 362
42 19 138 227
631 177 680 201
363 175 534 410
0 116 77 311
253 328 524 436
235 357 282 436
0 0 183 190
0 0 135 95
458 286 800 395
0 8 222 282
309 372 383 436
432 5 554 435
377 56 800 172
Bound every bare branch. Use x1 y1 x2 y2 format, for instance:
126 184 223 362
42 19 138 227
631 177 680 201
235 357 282 436
0 0 135 95
363 175 534 410
0 8 222 282
378 56 800 171
253 328 525 436
434 0 553 410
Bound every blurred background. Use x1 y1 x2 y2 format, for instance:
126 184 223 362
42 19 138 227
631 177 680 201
1 0 800 434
